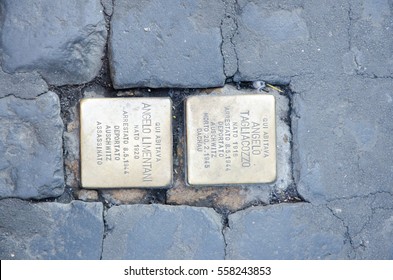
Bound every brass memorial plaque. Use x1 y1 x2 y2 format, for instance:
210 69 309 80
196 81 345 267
80 98 173 188
186 94 276 185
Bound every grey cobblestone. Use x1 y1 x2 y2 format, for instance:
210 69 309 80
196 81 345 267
0 92 64 199
328 193 393 259
102 204 225 260
109 0 225 88
225 204 351 259
0 68 47 99
0 199 104 260
344 0 393 78
291 75 393 204
233 0 349 83
0 0 107 86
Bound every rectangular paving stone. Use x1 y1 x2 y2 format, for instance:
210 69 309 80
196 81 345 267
291 74 393 204
102 204 225 260
1 0 107 86
80 98 173 188
109 0 225 88
225 204 351 259
344 0 393 78
0 199 104 260
186 94 276 185
0 92 64 199
234 0 349 83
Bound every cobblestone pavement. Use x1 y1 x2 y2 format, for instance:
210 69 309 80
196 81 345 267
1 0 392 259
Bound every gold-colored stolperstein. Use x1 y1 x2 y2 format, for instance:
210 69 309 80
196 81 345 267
80 98 173 188
186 94 276 185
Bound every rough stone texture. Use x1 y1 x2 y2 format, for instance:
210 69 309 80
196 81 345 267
0 199 104 260
328 193 393 259
234 0 349 83
109 0 225 88
0 0 107 86
291 75 393 204
167 85 293 212
102 204 225 259
0 67 47 99
344 0 393 78
0 92 64 199
225 204 350 259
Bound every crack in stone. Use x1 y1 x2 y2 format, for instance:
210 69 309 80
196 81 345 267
288 73 314 82
0 93 40 100
220 20 226 79
97 190 114 260
212 207 231 260
219 19 227 79
347 3 353 52
326 192 393 258
355 73 393 80
102 0 113 56
220 0 240 80
346 2 366 79
231 0 240 78
351 200 393 257
326 204 355 258
99 209 107 260
326 190 393 203
221 215 229 260
344 3 393 80
100 0 113 17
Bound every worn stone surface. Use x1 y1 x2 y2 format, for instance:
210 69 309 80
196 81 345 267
291 75 393 204
109 0 225 88
0 0 107 86
328 193 393 259
225 204 350 259
234 0 349 83
0 199 104 259
102 204 225 259
0 67 47 99
167 85 293 212
0 92 64 199
344 0 393 78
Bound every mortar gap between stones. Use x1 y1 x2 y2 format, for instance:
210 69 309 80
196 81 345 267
99 197 112 260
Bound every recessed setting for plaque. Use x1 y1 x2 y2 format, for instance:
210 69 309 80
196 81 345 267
186 94 276 185
80 98 172 188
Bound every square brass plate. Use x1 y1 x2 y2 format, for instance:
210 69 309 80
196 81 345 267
186 94 276 185
80 98 172 188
